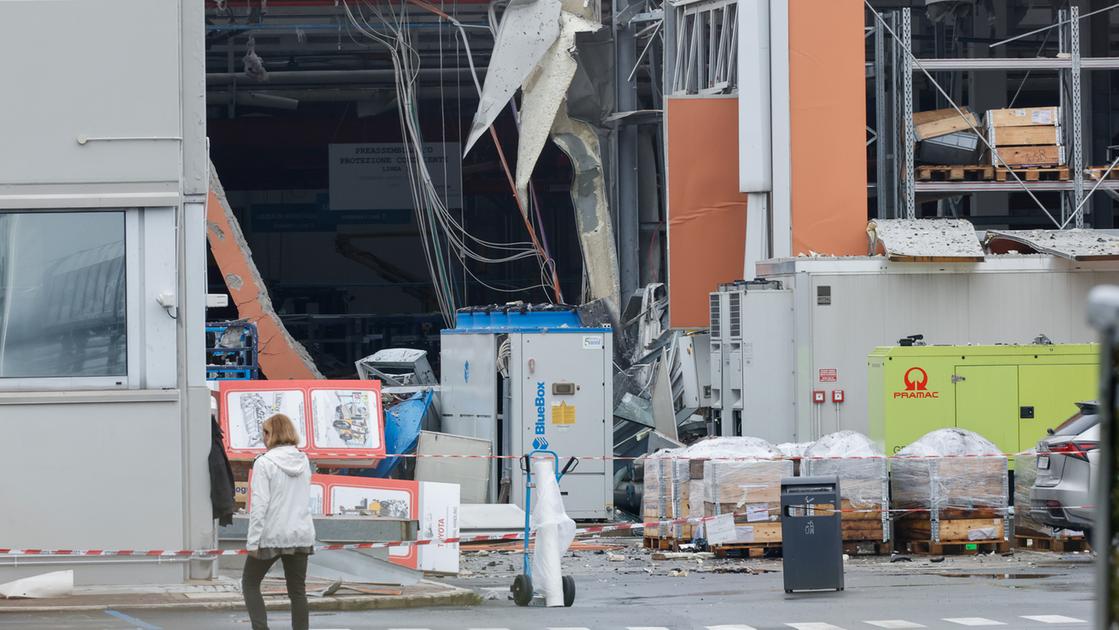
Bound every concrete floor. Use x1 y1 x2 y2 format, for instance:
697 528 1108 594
0 543 1098 630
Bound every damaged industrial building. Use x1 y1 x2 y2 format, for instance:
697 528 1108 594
4 0 1119 624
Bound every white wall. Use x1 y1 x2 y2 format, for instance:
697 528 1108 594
744 257 1119 443
0 0 209 584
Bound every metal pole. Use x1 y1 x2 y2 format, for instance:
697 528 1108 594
901 8 915 219
1059 9 1069 227
1087 286 1119 628
1071 6 1086 228
614 0 641 298
874 16 888 219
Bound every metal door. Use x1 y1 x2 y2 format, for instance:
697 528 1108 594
1017 363 1098 452
954 366 1019 456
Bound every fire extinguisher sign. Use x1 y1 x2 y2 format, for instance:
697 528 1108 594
818 368 838 383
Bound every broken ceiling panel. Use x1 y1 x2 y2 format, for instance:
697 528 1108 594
463 0 562 156
985 229 1119 261
515 10 600 202
868 218 985 262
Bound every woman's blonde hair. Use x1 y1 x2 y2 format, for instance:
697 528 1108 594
262 414 300 449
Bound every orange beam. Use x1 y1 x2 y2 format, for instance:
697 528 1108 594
207 167 323 380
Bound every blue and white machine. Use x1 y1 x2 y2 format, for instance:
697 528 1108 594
440 305 613 519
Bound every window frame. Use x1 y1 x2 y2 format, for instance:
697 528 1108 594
0 208 140 391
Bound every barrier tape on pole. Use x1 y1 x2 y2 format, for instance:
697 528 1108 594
0 505 1093 559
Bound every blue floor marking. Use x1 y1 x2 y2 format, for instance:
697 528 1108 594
104 609 162 629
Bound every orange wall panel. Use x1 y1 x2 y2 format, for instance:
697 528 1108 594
667 97 747 329
789 0 868 256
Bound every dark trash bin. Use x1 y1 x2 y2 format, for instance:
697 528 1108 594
780 475 844 593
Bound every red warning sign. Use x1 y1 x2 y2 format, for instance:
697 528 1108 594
818 368 838 383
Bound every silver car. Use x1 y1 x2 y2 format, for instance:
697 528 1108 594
1030 402 1100 534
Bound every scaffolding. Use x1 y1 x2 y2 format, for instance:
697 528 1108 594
871 6 1119 227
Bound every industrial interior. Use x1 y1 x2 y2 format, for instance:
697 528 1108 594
9 0 1119 610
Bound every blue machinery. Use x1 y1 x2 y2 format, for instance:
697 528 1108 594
440 304 614 519
511 450 578 607
205 321 259 380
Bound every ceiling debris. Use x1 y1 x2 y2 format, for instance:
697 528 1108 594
867 218 985 262
463 0 562 156
985 229 1119 261
515 9 600 203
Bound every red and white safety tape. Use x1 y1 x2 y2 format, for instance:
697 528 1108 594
0 505 1092 559
310 452 1063 462
0 515 702 559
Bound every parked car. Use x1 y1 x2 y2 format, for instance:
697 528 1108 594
1030 401 1100 534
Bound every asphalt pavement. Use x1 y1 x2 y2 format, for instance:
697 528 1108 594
0 544 1097 630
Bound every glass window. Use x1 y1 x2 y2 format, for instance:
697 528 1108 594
0 212 127 378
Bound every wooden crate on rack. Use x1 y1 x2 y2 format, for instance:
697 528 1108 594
987 106 1064 168
914 107 981 141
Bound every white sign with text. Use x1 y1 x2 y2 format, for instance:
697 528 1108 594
329 142 462 211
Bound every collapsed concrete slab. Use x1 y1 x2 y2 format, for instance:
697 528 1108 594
207 162 322 379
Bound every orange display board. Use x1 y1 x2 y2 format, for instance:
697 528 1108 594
666 97 748 329
788 0 868 256
246 472 419 567
219 380 386 463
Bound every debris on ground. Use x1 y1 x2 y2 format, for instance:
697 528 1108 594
651 552 715 561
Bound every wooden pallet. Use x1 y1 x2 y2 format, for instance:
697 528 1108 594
995 166 1069 181
843 540 893 556
1086 166 1119 181
841 502 888 542
896 513 1008 555
643 536 678 551
905 540 1011 555
916 164 994 181
1014 533 1090 553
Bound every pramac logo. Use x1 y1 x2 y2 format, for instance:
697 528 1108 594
894 367 939 399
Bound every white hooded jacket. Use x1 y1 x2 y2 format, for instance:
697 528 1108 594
247 446 316 551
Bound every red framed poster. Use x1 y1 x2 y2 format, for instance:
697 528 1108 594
244 472 458 573
316 474 420 568
219 380 385 462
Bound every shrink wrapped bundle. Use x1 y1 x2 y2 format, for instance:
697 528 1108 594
891 428 1008 513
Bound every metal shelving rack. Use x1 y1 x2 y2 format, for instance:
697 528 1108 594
875 7 1119 226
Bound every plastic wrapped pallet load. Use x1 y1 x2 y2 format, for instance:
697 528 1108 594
698 437 792 547
1013 449 1048 536
641 449 688 542
801 431 889 545
891 428 1009 550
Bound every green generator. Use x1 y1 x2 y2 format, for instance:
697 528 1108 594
868 343 1098 460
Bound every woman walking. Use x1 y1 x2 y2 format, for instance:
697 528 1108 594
243 413 316 630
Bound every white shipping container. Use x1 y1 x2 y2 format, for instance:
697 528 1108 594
731 256 1119 445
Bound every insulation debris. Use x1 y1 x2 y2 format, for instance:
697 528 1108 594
985 229 1119 261
463 0 562 156
868 219 985 262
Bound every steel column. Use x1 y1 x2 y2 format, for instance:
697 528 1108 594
614 0 641 298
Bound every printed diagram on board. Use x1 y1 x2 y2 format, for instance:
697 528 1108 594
312 389 379 449
227 390 307 449
331 486 410 519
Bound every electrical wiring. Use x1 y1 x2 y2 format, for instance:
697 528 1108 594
341 0 562 321
408 0 564 303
